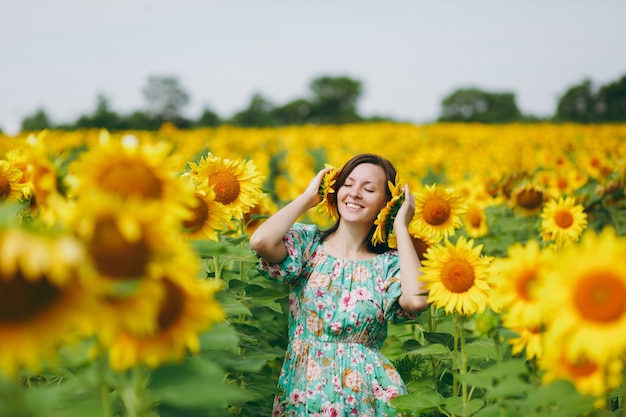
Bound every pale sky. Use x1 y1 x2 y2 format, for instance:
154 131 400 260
1 0 625 135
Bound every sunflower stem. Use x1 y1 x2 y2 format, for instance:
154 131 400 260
452 313 459 398
426 307 440 381
459 315 468 404
98 353 113 417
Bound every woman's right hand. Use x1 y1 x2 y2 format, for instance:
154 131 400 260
302 167 334 209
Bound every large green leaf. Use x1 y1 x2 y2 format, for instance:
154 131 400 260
149 357 252 409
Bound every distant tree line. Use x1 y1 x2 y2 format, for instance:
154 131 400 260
13 72 626 133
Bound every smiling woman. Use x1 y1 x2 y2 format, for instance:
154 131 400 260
249 153 429 416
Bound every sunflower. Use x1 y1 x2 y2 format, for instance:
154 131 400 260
413 184 465 240
181 185 231 241
420 236 493 316
0 228 95 377
371 176 404 247
243 192 278 235
491 240 551 327
537 227 626 364
509 181 549 216
67 136 193 219
503 321 543 361
462 198 489 238
108 273 225 371
316 164 340 220
68 194 185 341
540 196 588 247
0 160 25 203
408 220 441 261
186 153 264 220
538 344 623 397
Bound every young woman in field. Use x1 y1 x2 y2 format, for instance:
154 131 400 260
249 153 429 416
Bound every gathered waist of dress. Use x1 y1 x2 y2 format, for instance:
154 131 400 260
292 334 381 349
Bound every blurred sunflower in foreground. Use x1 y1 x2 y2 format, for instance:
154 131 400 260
537 227 626 365
67 134 195 220
108 251 224 371
0 228 95 378
491 240 552 360
67 195 188 342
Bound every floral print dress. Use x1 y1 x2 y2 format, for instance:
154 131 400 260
257 223 415 417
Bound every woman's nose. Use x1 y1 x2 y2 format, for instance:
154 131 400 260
349 189 361 198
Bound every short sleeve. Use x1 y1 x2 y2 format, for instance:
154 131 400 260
256 223 319 284
382 253 419 324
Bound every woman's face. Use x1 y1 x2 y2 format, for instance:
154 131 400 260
336 163 389 225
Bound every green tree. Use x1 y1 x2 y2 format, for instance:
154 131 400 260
21 108 52 132
229 93 276 127
195 106 221 127
596 74 626 122
438 88 522 123
73 94 122 130
309 76 363 124
142 75 190 122
123 110 162 131
554 79 599 123
272 99 313 126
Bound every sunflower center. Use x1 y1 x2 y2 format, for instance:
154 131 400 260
89 218 150 279
157 279 185 331
0 173 12 200
210 171 240 205
423 198 450 226
99 161 163 200
0 271 61 323
466 206 483 228
554 209 574 228
573 271 626 323
515 268 537 301
564 356 598 378
441 259 475 293
516 188 543 209
411 237 430 261
183 195 209 232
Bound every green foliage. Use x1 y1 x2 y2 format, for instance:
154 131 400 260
555 75 626 123
438 88 522 123
21 108 52 132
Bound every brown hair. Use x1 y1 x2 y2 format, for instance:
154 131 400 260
322 153 398 253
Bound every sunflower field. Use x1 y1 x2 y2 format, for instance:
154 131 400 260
0 122 625 417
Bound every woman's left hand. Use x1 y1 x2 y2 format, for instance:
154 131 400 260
394 184 415 229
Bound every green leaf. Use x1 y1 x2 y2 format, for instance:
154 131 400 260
199 323 240 352
485 376 529 400
149 357 252 408
407 343 451 356
464 339 500 361
424 331 454 348
444 397 484 416
390 390 444 411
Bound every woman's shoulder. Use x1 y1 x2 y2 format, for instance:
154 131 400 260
288 222 324 245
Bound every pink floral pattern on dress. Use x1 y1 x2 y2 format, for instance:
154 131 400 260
258 223 416 416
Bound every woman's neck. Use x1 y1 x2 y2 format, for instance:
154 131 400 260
323 223 373 260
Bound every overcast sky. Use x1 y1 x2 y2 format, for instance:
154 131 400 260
1 0 625 134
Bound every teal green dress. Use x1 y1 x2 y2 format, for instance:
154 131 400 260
257 223 415 416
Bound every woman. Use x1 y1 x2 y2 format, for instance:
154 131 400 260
250 153 428 416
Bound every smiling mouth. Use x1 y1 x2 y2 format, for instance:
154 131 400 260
345 202 363 209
